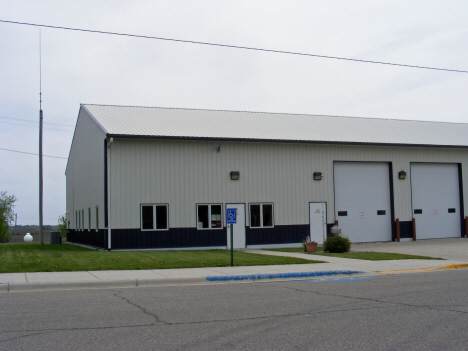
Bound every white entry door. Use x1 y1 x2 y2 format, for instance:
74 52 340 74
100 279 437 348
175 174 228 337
226 204 246 249
309 202 327 244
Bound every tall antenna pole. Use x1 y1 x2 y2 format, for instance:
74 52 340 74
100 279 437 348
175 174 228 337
39 29 44 246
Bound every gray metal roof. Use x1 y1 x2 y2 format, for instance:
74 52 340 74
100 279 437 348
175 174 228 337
81 104 468 148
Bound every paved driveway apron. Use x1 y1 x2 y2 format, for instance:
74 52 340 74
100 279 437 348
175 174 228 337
351 237 468 262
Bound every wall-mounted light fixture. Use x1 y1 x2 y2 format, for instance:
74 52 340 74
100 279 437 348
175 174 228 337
313 172 323 180
230 171 240 180
398 171 407 180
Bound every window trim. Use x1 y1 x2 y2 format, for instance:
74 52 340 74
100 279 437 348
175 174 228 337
95 206 99 232
249 203 274 228
140 203 169 231
196 203 223 230
88 207 91 231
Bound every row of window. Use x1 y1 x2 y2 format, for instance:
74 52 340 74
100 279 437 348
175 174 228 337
75 207 99 231
140 203 274 231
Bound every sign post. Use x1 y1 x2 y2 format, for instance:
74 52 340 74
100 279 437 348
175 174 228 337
226 208 237 266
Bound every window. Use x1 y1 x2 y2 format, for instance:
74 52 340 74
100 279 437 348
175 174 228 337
197 204 222 229
88 208 91 230
95 206 99 231
140 204 169 231
249 203 274 228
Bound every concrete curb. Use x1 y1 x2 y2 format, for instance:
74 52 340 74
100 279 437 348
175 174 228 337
7 280 137 292
379 263 468 274
136 277 207 287
2 277 208 293
206 270 365 282
0 271 366 293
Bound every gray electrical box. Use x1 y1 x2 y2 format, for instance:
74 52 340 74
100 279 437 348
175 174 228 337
330 225 341 235
50 231 62 245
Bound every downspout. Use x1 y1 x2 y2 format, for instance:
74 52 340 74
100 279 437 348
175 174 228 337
107 137 113 250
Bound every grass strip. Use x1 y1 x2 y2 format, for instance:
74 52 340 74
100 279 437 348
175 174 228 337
314 251 443 260
0 243 322 273
265 247 443 260
266 247 324 253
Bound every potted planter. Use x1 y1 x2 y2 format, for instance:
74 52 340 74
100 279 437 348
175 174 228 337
305 242 318 252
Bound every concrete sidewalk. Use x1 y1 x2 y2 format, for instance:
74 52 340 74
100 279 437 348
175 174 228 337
1 238 468 292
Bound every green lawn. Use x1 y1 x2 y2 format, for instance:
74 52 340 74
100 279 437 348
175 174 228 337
315 251 443 260
0 243 323 273
267 247 324 253
265 247 443 260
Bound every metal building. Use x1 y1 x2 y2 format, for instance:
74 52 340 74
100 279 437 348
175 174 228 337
65 104 468 249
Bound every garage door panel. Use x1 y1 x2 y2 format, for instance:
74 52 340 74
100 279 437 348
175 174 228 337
334 162 392 243
411 163 461 239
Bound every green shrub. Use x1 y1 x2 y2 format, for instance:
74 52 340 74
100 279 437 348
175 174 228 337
323 235 350 253
58 214 67 238
0 228 11 243
1 191 16 243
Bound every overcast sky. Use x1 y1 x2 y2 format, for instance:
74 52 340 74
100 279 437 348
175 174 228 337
1 1 467 225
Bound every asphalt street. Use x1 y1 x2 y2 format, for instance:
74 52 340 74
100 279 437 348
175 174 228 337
2 269 468 351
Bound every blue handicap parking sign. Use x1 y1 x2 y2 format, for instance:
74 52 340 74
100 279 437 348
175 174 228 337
226 208 237 224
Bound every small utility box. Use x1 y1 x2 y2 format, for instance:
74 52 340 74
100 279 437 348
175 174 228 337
330 225 341 236
50 231 62 245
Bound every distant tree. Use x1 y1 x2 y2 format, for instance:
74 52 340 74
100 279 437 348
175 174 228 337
0 191 16 243
58 214 67 238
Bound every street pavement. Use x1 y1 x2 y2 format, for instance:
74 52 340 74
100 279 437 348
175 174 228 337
1 238 467 293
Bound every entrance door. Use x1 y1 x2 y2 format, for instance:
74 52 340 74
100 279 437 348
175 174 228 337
226 204 246 249
309 202 327 244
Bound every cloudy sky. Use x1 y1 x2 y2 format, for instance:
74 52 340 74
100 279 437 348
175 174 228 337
1 1 467 225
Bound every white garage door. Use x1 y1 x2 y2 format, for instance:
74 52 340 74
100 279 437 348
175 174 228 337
411 163 461 239
334 162 392 242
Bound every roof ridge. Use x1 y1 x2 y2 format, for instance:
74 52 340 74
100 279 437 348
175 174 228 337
81 103 466 126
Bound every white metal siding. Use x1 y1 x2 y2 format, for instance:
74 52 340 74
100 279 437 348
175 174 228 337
66 109 106 230
411 163 461 239
107 139 468 233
